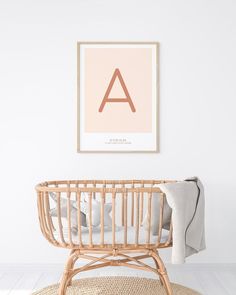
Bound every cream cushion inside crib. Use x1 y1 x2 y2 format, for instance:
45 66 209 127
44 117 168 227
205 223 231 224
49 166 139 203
49 193 87 233
49 192 113 231
142 192 172 235
77 198 112 228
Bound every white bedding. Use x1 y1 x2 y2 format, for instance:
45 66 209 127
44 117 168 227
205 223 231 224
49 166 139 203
53 226 169 246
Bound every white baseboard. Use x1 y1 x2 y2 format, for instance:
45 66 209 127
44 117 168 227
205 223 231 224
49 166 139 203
0 263 236 273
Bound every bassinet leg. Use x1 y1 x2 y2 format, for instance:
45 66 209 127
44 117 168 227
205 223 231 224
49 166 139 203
151 256 164 286
150 250 173 295
58 251 79 295
67 250 77 286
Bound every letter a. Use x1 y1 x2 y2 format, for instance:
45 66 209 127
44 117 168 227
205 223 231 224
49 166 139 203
98 68 136 112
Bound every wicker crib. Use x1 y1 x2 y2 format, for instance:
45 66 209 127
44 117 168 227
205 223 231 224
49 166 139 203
36 180 174 295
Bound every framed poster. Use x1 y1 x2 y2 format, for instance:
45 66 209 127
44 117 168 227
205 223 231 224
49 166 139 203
77 42 159 152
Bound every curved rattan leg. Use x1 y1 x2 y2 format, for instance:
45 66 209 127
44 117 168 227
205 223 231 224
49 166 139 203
67 250 78 286
151 256 164 286
59 251 79 295
150 250 173 295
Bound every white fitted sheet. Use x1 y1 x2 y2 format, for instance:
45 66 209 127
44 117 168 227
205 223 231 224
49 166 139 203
53 226 169 246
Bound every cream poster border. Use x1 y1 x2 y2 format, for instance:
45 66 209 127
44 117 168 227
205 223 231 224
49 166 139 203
77 42 159 152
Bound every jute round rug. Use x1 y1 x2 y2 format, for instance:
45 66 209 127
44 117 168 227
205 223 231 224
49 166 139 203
32 276 201 295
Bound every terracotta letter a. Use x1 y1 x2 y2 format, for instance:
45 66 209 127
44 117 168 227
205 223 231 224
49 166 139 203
98 68 136 112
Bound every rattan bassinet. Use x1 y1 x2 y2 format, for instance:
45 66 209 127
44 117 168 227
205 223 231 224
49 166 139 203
36 180 174 295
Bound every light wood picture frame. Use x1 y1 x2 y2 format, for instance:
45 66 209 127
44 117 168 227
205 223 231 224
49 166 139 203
77 42 159 153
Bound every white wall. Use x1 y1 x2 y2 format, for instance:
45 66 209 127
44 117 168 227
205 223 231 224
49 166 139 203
0 0 236 264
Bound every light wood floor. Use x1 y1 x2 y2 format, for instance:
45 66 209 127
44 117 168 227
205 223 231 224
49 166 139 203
0 263 236 295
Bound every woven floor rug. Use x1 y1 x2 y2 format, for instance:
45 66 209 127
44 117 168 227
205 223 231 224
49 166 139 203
32 276 201 295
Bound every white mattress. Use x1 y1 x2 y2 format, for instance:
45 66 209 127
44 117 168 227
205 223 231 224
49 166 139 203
53 226 169 246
